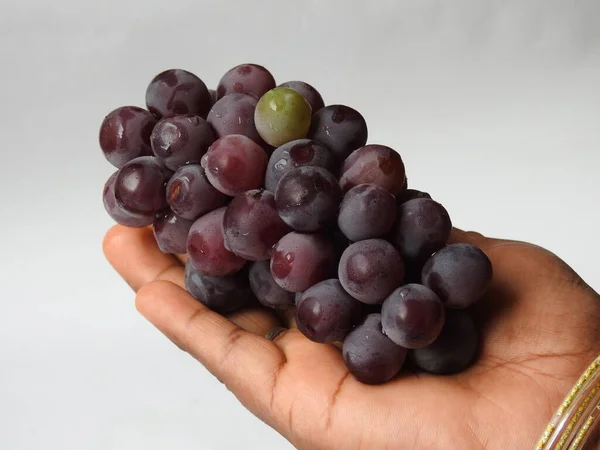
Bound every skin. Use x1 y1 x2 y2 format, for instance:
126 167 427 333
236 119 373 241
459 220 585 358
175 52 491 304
103 225 600 450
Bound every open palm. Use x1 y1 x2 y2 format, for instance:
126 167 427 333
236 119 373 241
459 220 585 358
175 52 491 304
104 225 600 450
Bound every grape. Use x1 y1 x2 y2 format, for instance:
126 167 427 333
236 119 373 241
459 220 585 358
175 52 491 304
185 260 251 314
217 63 276 100
187 207 246 276
412 310 479 375
222 189 291 261
338 184 397 241
421 243 493 309
153 210 194 254
296 279 361 343
249 260 295 310
278 81 325 114
102 171 155 227
339 145 406 195
114 156 172 215
150 115 215 171
338 239 405 304
145 69 212 119
166 164 229 221
255 88 312 147
274 166 341 232
99 106 157 168
206 93 264 145
381 284 445 349
270 232 337 292
307 105 368 161
264 139 335 192
201 135 268 196
391 198 452 263
342 314 407 385
396 188 431 204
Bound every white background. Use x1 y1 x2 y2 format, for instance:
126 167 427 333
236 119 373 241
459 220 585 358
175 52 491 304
1 1 599 449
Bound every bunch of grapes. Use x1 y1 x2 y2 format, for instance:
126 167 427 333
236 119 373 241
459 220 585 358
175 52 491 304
100 63 493 385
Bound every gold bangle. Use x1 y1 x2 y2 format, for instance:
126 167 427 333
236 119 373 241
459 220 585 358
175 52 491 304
535 356 600 450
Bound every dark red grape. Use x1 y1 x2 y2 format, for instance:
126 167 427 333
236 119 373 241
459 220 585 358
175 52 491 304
201 135 268 196
150 115 215 171
102 171 155 227
412 310 479 375
396 189 431 204
307 105 368 161
185 260 250 314
337 184 397 241
342 313 408 385
145 69 212 119
270 232 337 292
264 139 335 192
338 239 405 304
187 207 246 276
153 210 194 254
166 164 229 221
278 81 325 114
274 166 341 232
421 243 493 309
249 260 295 310
340 145 406 195
381 284 445 349
114 156 172 215
391 198 452 263
206 93 264 145
222 190 291 261
216 64 276 100
99 106 157 169
296 279 362 343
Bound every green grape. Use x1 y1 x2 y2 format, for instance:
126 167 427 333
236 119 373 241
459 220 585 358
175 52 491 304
255 88 312 147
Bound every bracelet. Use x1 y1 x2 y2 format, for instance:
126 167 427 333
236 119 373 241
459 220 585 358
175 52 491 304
535 356 600 450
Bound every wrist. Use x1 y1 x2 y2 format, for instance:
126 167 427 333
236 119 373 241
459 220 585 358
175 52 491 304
535 356 600 450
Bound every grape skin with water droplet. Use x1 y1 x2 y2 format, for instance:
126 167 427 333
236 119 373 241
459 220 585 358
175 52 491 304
222 189 291 261
187 207 246 276
264 139 335 192
153 210 194 254
150 114 215 171
270 232 337 292
166 164 229 221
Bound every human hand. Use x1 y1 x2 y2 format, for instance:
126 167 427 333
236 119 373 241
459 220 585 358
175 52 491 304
103 225 600 450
